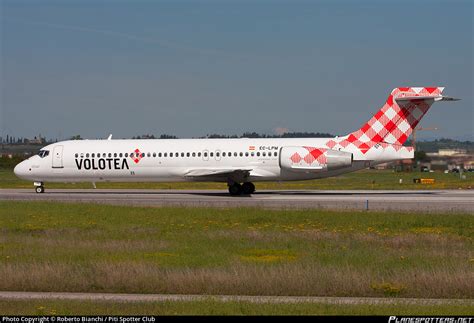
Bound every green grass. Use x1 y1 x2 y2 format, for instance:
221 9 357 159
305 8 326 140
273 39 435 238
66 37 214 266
0 202 472 299
0 299 473 315
1 168 473 190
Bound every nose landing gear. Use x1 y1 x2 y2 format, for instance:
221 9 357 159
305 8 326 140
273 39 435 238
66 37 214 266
34 182 45 193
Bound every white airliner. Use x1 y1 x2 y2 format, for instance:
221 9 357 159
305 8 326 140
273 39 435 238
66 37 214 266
14 87 458 195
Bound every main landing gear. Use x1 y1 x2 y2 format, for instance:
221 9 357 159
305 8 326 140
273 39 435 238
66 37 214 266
228 182 255 196
34 182 45 193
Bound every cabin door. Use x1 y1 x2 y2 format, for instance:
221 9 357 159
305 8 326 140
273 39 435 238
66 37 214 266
52 145 64 168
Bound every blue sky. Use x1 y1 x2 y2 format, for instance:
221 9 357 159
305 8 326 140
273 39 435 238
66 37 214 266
1 0 472 140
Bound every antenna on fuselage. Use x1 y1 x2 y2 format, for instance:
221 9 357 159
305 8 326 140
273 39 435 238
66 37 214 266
107 134 113 140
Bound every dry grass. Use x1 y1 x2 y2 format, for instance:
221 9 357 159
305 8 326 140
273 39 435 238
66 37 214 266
0 202 472 298
0 261 472 298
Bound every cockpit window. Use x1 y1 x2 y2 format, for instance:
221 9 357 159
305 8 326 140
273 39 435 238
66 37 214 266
38 150 49 158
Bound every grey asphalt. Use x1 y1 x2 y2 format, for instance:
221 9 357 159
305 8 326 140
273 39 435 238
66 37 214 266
0 291 472 306
1 188 473 212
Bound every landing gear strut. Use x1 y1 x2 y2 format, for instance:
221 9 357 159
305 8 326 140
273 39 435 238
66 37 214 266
228 182 255 196
34 182 45 194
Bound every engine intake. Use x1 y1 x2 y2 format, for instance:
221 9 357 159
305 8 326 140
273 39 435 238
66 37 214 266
280 146 353 172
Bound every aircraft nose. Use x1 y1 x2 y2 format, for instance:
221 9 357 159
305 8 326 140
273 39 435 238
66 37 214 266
14 161 30 179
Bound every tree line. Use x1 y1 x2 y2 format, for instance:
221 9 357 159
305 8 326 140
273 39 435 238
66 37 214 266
0 135 49 144
2 132 333 144
129 132 335 139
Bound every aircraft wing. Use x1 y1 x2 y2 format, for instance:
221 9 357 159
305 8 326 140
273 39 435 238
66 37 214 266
184 168 252 178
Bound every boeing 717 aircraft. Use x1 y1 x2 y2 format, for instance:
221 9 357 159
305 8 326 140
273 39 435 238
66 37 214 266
14 87 458 195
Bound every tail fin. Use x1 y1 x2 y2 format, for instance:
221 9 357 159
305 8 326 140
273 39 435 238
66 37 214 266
325 87 459 153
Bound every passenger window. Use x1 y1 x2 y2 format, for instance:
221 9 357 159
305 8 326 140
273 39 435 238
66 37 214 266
92 153 95 158
198 152 202 157
125 153 128 157
75 153 78 158
181 152 184 157
164 153 168 157
222 152 226 157
216 152 220 157
86 153 90 158
158 153 161 157
186 152 190 157
239 152 243 157
262 152 266 157
119 153 123 158
204 152 208 157
257 152 260 157
192 152 196 157
108 153 112 158
245 152 249 157
274 151 278 157
147 153 150 157
80 153 84 158
153 153 156 157
210 152 214 157
234 152 237 157
141 153 145 157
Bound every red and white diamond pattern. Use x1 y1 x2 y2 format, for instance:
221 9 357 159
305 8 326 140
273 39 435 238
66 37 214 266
290 152 302 163
325 87 443 154
289 147 328 166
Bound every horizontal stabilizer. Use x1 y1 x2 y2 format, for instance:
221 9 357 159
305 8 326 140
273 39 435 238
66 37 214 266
438 97 461 101
395 96 460 102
